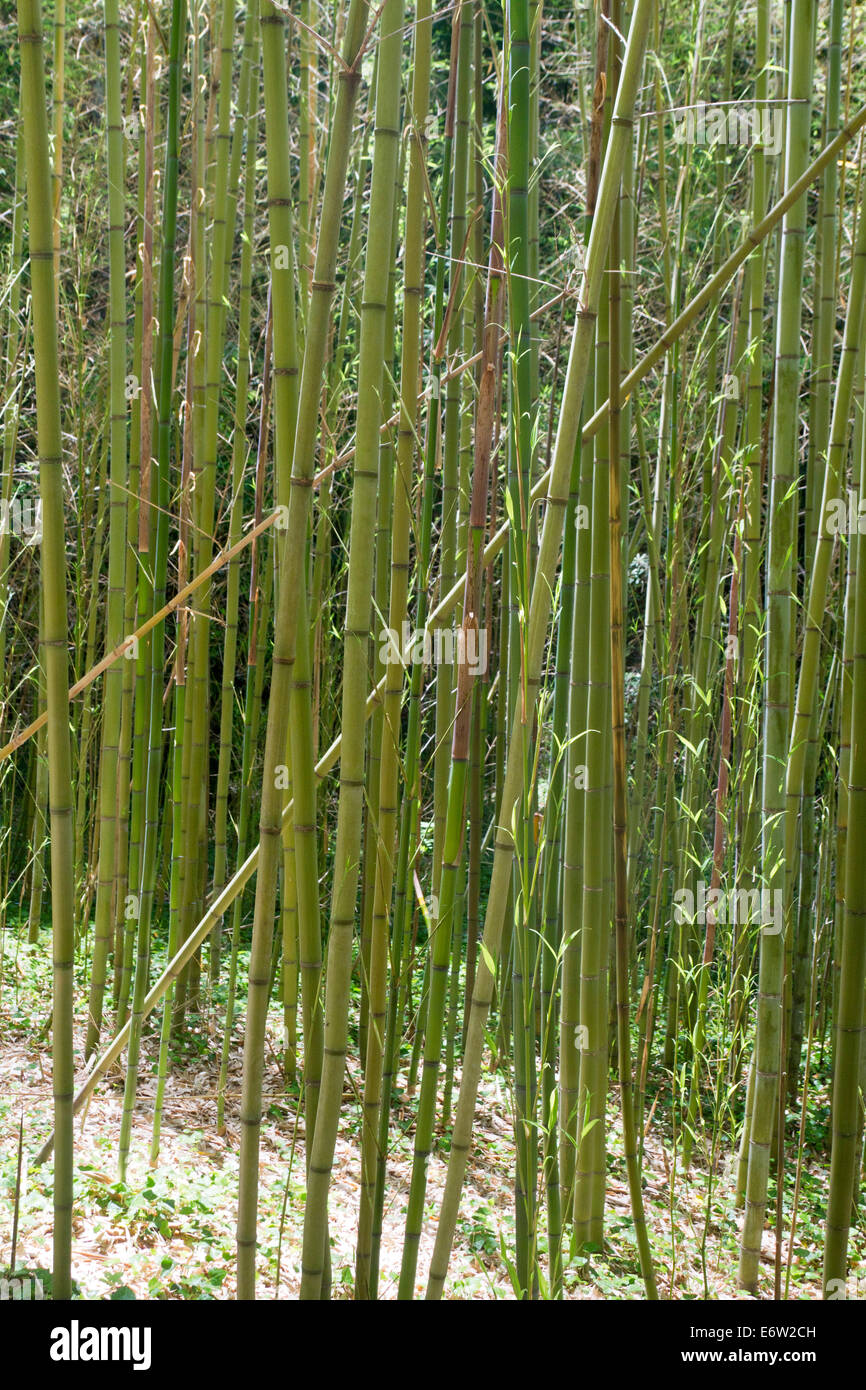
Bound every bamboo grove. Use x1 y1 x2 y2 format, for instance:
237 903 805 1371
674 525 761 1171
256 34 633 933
2 0 866 1300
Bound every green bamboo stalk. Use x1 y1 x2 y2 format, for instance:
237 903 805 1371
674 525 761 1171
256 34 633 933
739 0 815 1292
17 0 77 1299
355 0 434 1302
117 0 186 1179
85 0 131 1058
299 0 403 1301
210 0 260 986
823 329 866 1294
235 0 370 1300
427 0 655 1298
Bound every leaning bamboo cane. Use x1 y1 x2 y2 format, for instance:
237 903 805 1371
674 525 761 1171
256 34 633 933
426 97 866 636
33 662 384 1170
0 507 286 765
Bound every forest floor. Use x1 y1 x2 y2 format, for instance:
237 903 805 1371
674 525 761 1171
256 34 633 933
0 938 859 1300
